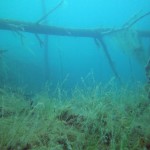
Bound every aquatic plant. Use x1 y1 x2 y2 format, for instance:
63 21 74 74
0 82 149 150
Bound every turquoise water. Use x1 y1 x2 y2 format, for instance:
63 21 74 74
0 1 150 149
0 0 150 92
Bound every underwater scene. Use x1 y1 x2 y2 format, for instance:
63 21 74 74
0 0 150 150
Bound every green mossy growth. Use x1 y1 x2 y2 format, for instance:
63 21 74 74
0 84 149 150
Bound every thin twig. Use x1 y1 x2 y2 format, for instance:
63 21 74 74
122 10 142 28
124 11 150 28
36 0 64 24
103 11 150 35
34 34 44 47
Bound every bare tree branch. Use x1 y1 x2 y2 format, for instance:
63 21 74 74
124 11 150 28
36 0 64 24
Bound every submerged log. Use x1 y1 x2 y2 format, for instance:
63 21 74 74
0 19 150 38
0 19 101 37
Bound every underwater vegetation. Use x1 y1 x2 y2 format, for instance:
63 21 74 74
0 1 150 150
0 83 150 150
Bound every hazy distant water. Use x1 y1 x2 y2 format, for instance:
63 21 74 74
0 0 150 91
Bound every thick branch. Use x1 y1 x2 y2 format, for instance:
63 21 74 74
0 19 101 37
0 19 150 38
96 38 122 83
